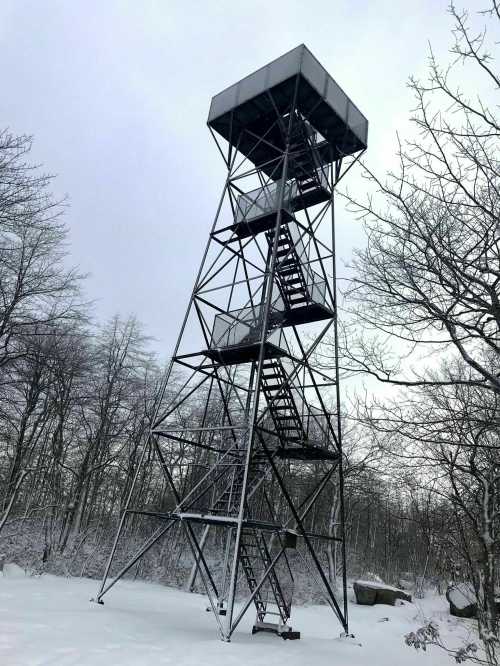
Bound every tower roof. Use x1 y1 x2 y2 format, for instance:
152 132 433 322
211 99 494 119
208 44 368 163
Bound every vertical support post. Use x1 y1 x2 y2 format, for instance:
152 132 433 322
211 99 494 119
330 160 349 632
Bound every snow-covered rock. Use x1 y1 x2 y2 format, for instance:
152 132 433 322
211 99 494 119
446 583 477 618
354 580 412 606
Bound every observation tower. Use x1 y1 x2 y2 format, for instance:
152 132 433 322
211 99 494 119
95 44 368 642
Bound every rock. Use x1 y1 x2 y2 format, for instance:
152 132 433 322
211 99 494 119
353 580 412 606
353 583 377 605
446 583 500 619
446 583 477 618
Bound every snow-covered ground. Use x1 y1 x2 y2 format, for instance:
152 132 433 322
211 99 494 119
0 566 477 666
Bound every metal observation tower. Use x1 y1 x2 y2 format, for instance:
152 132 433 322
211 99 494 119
96 45 368 642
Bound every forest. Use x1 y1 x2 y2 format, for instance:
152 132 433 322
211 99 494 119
0 3 499 665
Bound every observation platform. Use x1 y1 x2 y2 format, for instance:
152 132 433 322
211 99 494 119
208 44 368 178
282 302 332 326
205 340 288 366
272 444 339 462
138 510 299 538
230 169 330 239
204 290 333 367
204 305 287 365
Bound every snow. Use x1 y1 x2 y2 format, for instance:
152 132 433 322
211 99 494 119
355 580 407 593
2 563 26 580
0 572 475 666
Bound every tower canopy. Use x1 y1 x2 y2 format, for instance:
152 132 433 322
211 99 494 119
208 44 368 172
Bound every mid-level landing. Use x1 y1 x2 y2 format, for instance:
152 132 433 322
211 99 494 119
271 444 339 462
205 303 333 366
204 340 288 366
228 180 331 240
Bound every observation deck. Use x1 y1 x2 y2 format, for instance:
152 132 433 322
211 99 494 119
204 303 287 365
205 261 332 368
208 44 368 178
230 168 330 239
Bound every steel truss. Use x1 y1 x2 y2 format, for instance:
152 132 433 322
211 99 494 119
95 55 366 642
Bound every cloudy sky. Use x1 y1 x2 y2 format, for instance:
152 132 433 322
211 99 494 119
0 0 465 355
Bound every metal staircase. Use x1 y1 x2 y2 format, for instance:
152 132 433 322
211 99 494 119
210 455 262 515
261 359 305 446
208 450 292 628
240 528 291 624
267 225 311 311
289 119 323 189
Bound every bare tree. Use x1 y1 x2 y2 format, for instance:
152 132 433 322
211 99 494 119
60 316 152 548
338 4 500 397
359 365 499 662
322 4 500 662
0 131 82 371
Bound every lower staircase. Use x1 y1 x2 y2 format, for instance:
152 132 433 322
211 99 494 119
240 527 291 624
207 453 292 627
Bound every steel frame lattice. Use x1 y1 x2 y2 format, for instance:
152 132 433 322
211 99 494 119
95 45 367 643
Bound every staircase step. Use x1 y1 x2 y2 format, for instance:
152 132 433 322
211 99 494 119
262 377 283 384
277 264 300 274
280 276 302 285
264 397 294 406
282 287 306 296
261 383 286 391
298 179 316 186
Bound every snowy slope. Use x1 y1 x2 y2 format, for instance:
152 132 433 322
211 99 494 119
0 570 474 666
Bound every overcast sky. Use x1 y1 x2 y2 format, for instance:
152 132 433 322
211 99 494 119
0 0 464 355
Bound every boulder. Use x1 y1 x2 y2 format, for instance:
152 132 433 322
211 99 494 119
353 583 377 605
446 583 477 618
446 583 500 619
353 580 412 606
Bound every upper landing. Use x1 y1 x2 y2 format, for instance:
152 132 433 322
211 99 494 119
208 44 368 164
